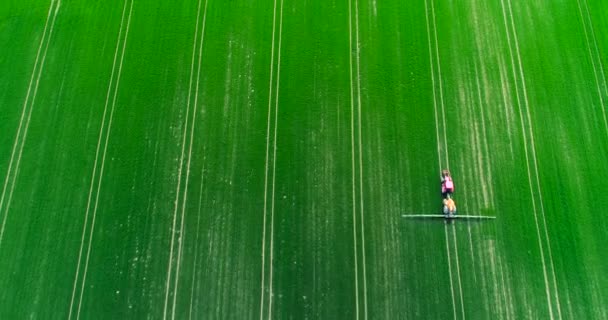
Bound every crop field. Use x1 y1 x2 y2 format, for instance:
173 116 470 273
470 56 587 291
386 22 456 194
1 0 607 319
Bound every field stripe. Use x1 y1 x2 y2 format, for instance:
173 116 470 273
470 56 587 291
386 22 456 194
451 227 466 320
474 66 494 205
429 0 450 169
187 163 205 320
348 0 370 316
580 0 608 96
170 0 209 318
67 1 129 317
353 0 369 317
348 0 361 317
67 1 128 318
498 0 553 312
266 0 284 318
74 1 134 319
259 0 277 315
426 0 468 318
162 0 207 317
0 0 60 246
423 0 458 317
424 0 442 175
574 0 608 137
258 0 278 315
504 0 562 317
466 223 477 284
444 225 458 319
498 0 559 318
260 0 284 318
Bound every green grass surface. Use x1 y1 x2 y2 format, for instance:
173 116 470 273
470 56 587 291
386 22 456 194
1 0 607 319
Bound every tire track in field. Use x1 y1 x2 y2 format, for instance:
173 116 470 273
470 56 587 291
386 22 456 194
443 225 458 319
498 0 562 318
574 0 608 137
162 0 208 318
580 0 608 96
259 0 284 318
0 0 61 247
170 0 209 317
68 1 133 319
187 163 205 320
349 0 369 318
424 0 465 318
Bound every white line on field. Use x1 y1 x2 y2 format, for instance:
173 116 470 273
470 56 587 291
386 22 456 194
171 0 209 318
495 247 512 319
188 163 205 320
163 0 205 317
67 1 127 318
575 0 608 137
76 2 133 319
348 0 361 318
444 224 458 320
267 1 284 318
451 227 466 320
423 1 442 174
259 0 278 315
486 242 503 316
504 0 562 318
0 0 59 245
466 223 477 284
353 0 368 317
424 0 442 174
424 1 457 317
429 0 449 170
473 61 491 204
428 0 466 316
581 0 608 96
498 0 556 318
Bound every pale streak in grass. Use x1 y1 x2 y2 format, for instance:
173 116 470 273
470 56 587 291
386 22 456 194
581 0 608 96
505 0 562 318
260 0 284 317
429 0 449 170
0 0 59 245
259 0 278 315
444 224 458 320
429 0 467 317
487 242 503 317
353 0 369 317
424 0 457 317
163 0 204 317
424 0 442 174
424 0 441 174
259 0 280 318
498 63 516 158
452 227 466 320
496 247 513 319
76 2 133 319
575 0 608 137
498 0 555 318
171 0 209 318
474 65 491 206
68 2 124 315
349 0 361 318
267 1 284 318
467 223 477 284
188 164 205 320
67 0 126 319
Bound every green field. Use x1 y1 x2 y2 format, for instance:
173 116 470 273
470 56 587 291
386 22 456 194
1 0 607 318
